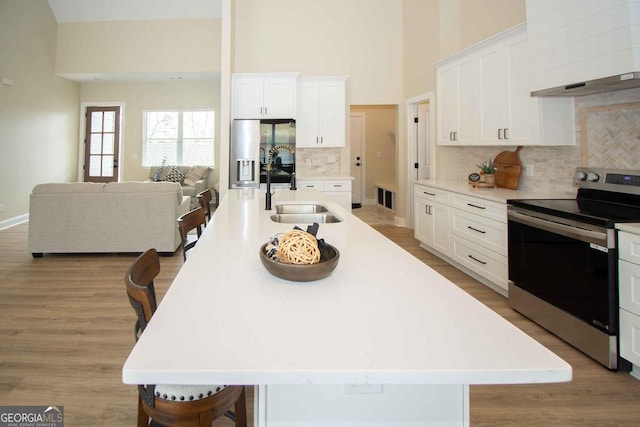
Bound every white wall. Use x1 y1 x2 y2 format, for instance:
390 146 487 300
0 0 80 225
233 0 404 105
56 18 222 78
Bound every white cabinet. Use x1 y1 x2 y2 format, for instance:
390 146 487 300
436 56 478 145
477 32 539 146
413 184 508 294
296 77 347 148
232 73 299 119
297 179 352 211
414 185 450 256
435 23 575 147
618 231 640 368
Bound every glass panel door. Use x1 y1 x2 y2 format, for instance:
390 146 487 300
84 106 121 183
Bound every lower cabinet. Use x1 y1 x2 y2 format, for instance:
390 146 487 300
298 179 352 211
414 183 508 294
414 195 450 256
618 231 640 369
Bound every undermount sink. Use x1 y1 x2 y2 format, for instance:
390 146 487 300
270 213 342 224
275 204 329 214
271 203 342 223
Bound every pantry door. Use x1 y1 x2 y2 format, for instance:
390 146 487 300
84 106 121 183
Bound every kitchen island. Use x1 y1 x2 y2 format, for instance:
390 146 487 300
122 188 571 426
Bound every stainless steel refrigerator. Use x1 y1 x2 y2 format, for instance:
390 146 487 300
230 119 296 189
230 119 261 188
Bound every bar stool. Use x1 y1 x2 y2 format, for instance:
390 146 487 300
124 248 247 427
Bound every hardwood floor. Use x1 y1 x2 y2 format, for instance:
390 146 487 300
1 222 639 426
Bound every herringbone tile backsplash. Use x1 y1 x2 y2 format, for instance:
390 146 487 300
452 87 640 195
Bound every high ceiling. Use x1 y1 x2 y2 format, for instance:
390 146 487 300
47 0 221 23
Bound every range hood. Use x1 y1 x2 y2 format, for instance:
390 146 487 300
527 0 640 97
531 72 640 97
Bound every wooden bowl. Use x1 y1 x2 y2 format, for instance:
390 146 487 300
259 242 340 282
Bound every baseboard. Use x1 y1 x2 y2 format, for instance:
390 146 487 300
0 214 29 231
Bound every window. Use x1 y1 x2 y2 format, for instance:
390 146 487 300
143 110 215 166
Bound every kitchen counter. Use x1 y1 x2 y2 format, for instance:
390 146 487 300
415 179 566 203
616 223 640 234
296 175 354 180
122 188 571 425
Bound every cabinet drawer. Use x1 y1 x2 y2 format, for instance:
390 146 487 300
619 259 640 315
619 231 640 265
451 209 507 256
414 185 450 204
450 235 508 291
297 180 324 191
620 308 640 366
323 180 352 192
450 194 506 222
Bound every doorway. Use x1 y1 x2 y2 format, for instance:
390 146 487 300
349 112 365 208
81 105 123 183
405 93 435 229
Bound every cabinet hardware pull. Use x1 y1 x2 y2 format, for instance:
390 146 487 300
260 107 263 115
467 203 486 210
504 128 509 139
454 131 457 141
468 255 487 265
316 137 319 144
265 107 267 115
449 132 453 141
321 137 324 144
333 185 342 188
498 128 503 139
423 191 436 196
467 226 486 234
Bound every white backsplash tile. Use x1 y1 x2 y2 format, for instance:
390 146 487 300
447 87 640 195
296 147 341 176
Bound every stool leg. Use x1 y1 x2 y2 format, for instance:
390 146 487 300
137 397 150 427
234 386 248 427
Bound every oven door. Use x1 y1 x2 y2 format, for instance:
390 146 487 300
507 207 618 334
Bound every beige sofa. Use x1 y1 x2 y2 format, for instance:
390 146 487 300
148 165 212 198
28 182 190 257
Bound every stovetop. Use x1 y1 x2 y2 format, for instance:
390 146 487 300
509 168 640 228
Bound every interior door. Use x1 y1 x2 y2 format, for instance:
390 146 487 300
349 113 365 207
416 103 430 180
84 106 121 183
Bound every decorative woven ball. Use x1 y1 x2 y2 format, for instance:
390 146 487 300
277 230 321 265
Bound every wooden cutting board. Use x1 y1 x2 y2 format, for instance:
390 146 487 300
493 146 522 190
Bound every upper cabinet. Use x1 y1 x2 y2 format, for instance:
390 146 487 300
435 24 576 147
436 56 477 145
232 73 300 119
296 77 348 148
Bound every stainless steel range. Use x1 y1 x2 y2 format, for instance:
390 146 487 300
508 167 640 370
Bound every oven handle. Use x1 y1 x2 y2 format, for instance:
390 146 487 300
508 210 608 247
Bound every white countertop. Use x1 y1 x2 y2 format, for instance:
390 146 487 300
616 223 640 234
415 179 567 203
122 188 571 386
297 175 354 181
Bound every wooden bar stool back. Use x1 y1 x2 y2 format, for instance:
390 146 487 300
124 248 247 427
177 207 206 261
196 189 213 223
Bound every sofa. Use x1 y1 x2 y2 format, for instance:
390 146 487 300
28 181 190 257
147 165 212 198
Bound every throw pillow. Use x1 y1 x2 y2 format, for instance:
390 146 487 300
183 165 209 186
163 167 185 184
